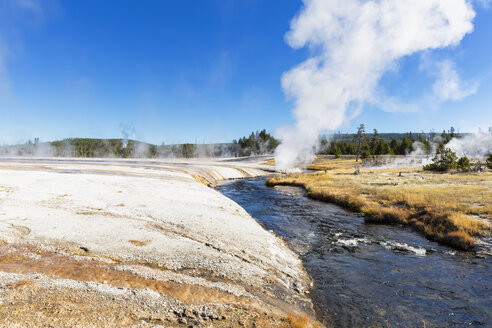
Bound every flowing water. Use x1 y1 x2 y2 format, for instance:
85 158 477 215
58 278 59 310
217 177 492 328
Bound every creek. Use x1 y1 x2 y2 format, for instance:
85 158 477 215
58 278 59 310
217 177 491 328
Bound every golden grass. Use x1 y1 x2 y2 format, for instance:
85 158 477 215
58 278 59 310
261 159 276 166
307 156 356 171
267 157 492 249
284 312 324 328
448 213 489 235
287 313 308 328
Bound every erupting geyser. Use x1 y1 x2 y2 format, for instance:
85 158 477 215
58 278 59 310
275 0 478 169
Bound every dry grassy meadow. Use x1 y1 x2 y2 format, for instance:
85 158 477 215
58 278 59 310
267 156 492 249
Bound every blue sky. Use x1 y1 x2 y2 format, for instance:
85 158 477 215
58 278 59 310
0 0 491 145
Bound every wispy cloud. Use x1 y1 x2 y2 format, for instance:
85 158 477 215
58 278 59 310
372 93 421 113
372 55 479 113
16 0 45 19
431 60 478 101
208 50 235 87
475 0 492 9
0 0 61 100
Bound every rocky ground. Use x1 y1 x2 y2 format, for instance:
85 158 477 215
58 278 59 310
0 158 320 327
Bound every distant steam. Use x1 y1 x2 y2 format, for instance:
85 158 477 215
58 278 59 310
275 0 477 169
447 132 492 159
119 123 136 148
387 132 492 168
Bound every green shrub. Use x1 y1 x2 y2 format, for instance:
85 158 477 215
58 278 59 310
334 145 342 158
423 145 458 172
361 149 371 160
457 156 471 172
487 153 492 170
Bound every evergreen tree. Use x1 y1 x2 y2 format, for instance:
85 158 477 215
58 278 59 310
355 124 366 162
457 156 471 172
370 129 379 160
334 145 342 158
148 144 158 158
423 145 458 172
487 153 492 170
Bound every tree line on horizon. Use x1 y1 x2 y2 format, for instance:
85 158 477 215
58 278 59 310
319 124 462 160
5 129 280 158
233 129 280 157
50 138 235 158
4 127 485 160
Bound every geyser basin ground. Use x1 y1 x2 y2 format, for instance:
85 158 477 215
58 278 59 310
0 157 318 327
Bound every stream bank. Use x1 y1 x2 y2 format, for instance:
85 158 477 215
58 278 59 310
218 177 492 327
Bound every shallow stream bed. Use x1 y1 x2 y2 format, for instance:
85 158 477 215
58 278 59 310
217 177 492 328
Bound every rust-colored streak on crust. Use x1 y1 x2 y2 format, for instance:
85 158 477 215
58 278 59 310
0 244 246 306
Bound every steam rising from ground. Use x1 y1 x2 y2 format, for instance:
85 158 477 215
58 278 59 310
386 132 491 168
275 0 477 169
447 132 492 158
0 140 251 159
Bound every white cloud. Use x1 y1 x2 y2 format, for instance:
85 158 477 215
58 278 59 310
372 94 421 113
432 60 478 101
371 55 479 113
275 0 477 169
475 0 492 8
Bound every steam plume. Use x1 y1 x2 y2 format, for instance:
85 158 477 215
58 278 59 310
447 132 492 158
119 123 135 148
384 132 491 168
275 0 476 169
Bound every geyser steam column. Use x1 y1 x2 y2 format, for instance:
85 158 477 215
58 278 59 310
275 0 476 169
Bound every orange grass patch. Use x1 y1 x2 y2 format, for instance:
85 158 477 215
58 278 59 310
284 312 324 328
